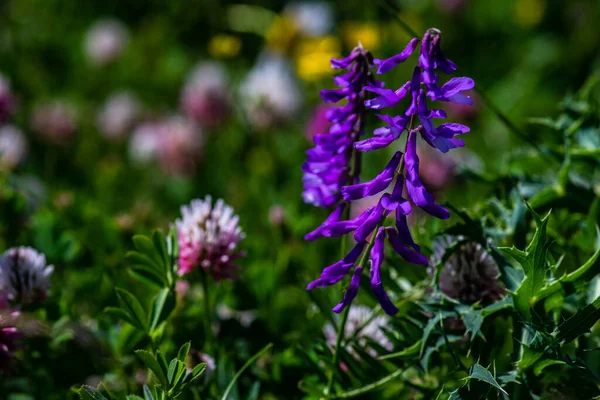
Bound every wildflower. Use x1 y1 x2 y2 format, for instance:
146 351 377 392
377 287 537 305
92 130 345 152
305 104 334 141
0 125 27 170
430 236 505 304
97 91 140 141
0 73 16 124
302 46 378 208
284 2 333 37
129 117 203 175
239 54 303 129
176 196 245 280
187 350 216 383
31 101 77 145
0 247 54 306
181 62 231 129
129 121 162 165
157 117 203 176
84 19 129 66
323 305 392 357
306 29 474 315
268 205 286 227
208 35 242 59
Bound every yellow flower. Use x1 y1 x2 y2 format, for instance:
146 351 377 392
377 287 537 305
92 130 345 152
208 35 242 59
295 36 341 81
340 22 380 51
265 15 299 54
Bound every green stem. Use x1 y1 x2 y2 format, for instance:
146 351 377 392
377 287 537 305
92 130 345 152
330 368 405 399
324 219 386 397
201 270 212 351
221 343 274 400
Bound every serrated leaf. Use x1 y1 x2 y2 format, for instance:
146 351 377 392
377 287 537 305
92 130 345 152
149 288 176 333
467 364 508 395
420 313 442 356
554 295 600 344
116 288 148 332
499 206 552 319
533 359 565 376
135 350 169 388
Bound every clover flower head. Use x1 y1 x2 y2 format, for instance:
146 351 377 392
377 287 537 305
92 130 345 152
97 91 140 140
0 125 27 170
0 247 54 306
430 235 505 304
239 54 303 129
181 62 231 129
84 19 129 66
31 101 77 145
323 305 392 357
176 196 245 280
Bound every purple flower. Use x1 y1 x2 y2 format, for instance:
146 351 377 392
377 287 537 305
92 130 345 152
305 29 473 315
302 46 378 208
31 101 77 145
0 247 54 306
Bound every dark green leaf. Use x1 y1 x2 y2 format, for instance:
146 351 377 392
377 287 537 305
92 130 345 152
135 350 169 388
79 386 109 400
554 295 600 344
116 288 148 332
149 288 176 332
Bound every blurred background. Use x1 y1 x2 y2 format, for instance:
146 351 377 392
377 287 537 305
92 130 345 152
1 0 600 398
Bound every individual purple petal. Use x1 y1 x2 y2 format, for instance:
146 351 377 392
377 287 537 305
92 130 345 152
320 88 349 103
341 152 401 201
441 77 474 97
332 266 363 313
374 38 419 74
370 228 399 315
320 207 373 237
330 52 358 69
354 202 387 242
386 227 428 265
437 122 470 137
421 202 450 220
396 213 420 252
380 177 412 215
307 241 366 289
305 203 346 241
354 133 398 152
364 82 410 110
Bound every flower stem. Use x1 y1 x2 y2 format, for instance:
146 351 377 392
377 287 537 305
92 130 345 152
201 270 212 351
324 218 386 397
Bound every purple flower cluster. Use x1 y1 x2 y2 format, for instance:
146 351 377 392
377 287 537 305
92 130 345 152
302 46 377 208
305 29 474 315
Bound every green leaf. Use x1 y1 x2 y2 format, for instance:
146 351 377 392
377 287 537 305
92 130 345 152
533 359 565 376
420 313 442 356
467 364 508 396
143 385 157 400
79 386 109 400
153 231 170 274
105 307 138 328
177 342 191 363
221 343 273 400
499 206 552 319
116 288 149 332
126 396 144 400
126 251 163 274
149 288 176 332
554 295 600 344
135 350 169 388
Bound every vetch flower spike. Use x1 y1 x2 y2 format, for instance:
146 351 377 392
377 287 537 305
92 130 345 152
305 28 474 315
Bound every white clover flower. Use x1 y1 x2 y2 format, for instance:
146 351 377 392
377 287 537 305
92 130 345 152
84 19 129 66
0 247 54 306
239 53 303 129
97 91 140 140
0 125 27 170
323 305 393 357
